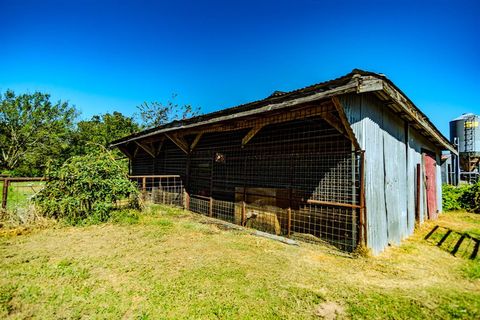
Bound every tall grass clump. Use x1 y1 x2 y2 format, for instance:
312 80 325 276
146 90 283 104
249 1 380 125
34 149 139 224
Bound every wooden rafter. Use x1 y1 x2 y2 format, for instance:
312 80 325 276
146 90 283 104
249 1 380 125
134 140 156 158
331 97 360 150
133 145 140 158
242 124 264 147
175 102 335 137
118 145 133 159
165 133 189 154
190 132 204 152
115 102 336 150
322 112 349 139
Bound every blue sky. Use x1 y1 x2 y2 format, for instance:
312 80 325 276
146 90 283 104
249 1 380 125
1 0 479 136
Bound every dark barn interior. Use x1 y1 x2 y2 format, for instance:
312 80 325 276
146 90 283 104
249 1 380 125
120 99 363 251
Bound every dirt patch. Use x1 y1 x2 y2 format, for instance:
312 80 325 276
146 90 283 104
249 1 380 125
315 302 345 319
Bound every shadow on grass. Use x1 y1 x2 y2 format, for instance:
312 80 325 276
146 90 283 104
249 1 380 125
425 225 479 260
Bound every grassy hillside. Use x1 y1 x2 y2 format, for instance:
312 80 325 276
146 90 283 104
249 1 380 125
1 206 479 319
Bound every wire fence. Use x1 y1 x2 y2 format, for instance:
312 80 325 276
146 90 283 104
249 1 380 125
129 175 185 208
129 117 366 252
1 178 46 223
1 173 362 252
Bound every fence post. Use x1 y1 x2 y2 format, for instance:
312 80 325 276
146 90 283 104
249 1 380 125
209 197 213 217
1 179 9 209
241 201 246 226
287 207 292 237
359 150 366 246
184 191 190 210
142 177 147 200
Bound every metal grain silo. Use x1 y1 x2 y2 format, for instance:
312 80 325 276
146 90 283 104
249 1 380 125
450 113 480 172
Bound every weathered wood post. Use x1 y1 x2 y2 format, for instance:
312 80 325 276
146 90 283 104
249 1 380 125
141 176 147 200
241 201 246 226
209 197 213 217
184 191 190 210
359 150 366 246
415 163 421 223
287 207 292 237
1 179 9 210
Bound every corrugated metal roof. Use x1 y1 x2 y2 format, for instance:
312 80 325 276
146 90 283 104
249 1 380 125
110 69 455 153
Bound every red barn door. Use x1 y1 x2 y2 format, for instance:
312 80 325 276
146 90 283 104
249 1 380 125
424 153 438 219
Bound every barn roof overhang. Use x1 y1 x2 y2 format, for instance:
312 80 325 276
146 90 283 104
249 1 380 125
111 69 457 155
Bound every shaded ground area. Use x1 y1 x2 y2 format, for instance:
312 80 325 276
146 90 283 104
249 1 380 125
0 206 479 319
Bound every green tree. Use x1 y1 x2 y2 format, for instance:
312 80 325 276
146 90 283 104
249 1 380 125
0 90 78 176
137 94 200 129
73 111 140 155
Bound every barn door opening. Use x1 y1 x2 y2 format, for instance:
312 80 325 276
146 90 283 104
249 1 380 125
423 152 438 220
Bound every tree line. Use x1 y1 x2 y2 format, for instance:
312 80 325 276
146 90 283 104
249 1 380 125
0 90 199 176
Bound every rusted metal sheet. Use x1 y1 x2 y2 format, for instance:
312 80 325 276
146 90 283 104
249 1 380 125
424 153 438 219
408 128 442 224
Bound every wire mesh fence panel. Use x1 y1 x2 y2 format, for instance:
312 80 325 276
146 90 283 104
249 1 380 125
292 205 357 251
189 196 210 216
130 175 185 208
1 179 45 217
212 199 235 223
185 118 360 251
130 116 363 252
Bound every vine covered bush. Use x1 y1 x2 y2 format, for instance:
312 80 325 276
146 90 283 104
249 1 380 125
460 183 480 213
442 184 470 211
442 183 480 213
34 150 139 224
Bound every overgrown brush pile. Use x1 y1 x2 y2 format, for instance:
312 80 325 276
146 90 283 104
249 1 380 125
443 183 480 213
34 150 139 224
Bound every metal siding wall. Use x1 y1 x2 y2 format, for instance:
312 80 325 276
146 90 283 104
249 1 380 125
340 94 388 254
342 93 445 254
407 128 422 228
382 110 408 244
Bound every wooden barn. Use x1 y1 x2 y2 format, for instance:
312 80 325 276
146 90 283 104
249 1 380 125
112 69 456 254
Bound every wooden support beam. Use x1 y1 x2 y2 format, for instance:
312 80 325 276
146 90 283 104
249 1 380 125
190 132 204 152
133 145 140 158
134 141 156 158
322 112 349 138
114 102 337 150
112 82 359 147
118 145 133 159
331 97 361 150
242 124 264 147
165 133 189 154
160 102 335 138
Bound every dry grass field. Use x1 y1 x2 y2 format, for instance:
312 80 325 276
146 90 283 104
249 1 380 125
1 206 479 319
